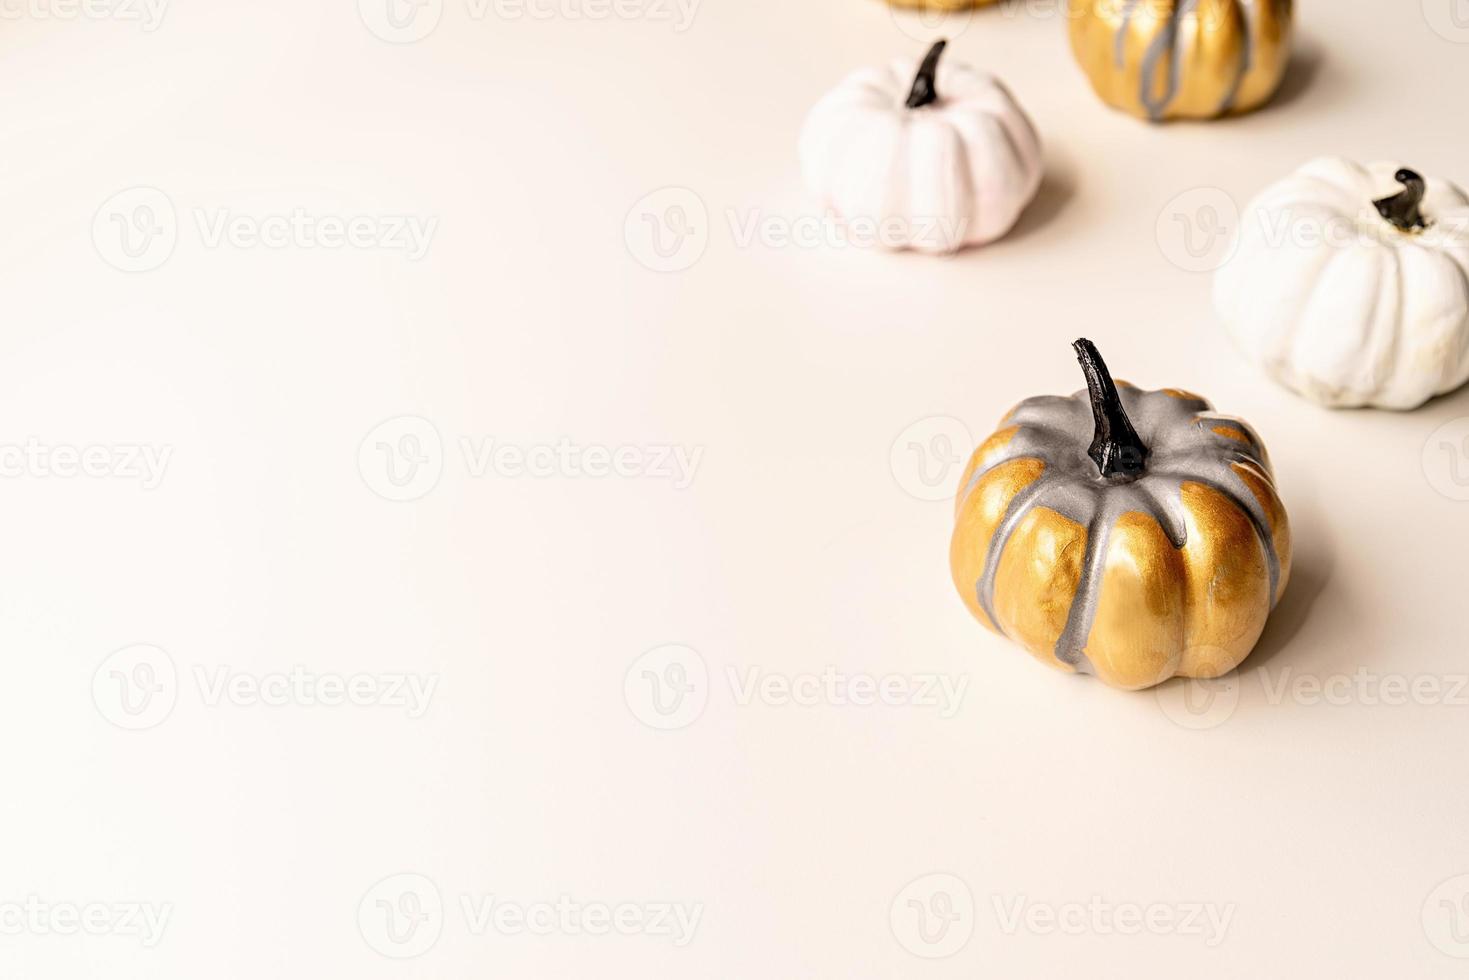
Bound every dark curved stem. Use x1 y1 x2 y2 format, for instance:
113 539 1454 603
1073 339 1149 479
1373 168 1428 232
905 39 947 109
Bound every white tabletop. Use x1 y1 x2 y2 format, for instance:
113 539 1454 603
4 0 1468 976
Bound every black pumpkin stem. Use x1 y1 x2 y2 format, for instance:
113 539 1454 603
1373 168 1428 232
1073 339 1149 479
905 39 947 110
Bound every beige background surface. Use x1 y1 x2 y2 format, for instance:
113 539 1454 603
3 0 1469 976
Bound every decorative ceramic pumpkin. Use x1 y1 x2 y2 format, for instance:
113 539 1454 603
1066 0 1293 121
1216 158 1469 409
949 340 1291 691
799 40 1042 254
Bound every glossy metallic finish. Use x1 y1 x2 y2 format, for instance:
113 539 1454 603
1066 0 1293 121
950 383 1291 690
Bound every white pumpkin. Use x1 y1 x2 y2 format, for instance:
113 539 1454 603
798 40 1043 255
1216 157 1469 409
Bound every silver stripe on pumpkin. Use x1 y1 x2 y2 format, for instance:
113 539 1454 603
1110 0 1256 120
959 385 1281 673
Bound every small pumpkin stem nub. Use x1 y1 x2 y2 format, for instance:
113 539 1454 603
1073 338 1149 480
1373 168 1428 232
905 39 947 110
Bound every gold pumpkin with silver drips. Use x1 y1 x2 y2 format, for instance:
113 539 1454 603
1066 0 1294 121
950 341 1291 691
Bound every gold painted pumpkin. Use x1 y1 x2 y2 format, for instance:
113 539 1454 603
1066 0 1293 121
949 340 1291 690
